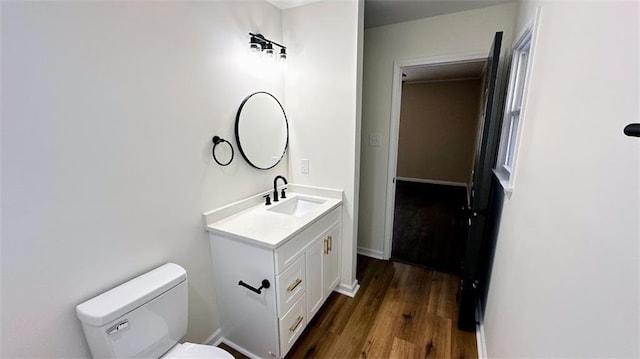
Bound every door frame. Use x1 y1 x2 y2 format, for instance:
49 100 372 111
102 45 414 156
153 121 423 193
383 52 489 260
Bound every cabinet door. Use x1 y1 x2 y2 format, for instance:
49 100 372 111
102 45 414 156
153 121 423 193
306 238 324 319
322 223 341 299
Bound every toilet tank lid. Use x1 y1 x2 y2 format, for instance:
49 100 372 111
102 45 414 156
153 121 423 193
76 263 187 327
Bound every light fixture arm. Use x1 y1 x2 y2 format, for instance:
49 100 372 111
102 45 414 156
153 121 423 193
249 32 287 51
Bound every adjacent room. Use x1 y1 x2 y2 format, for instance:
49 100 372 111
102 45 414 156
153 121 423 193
392 61 485 273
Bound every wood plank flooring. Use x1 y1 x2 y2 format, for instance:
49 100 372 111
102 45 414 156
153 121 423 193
219 255 477 359
289 256 476 358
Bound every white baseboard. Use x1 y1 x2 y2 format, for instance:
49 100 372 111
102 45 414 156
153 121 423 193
396 176 467 188
219 337 260 359
335 279 360 298
475 303 488 359
203 328 223 346
357 247 385 260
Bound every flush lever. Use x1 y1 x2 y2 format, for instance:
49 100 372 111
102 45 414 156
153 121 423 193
107 320 129 335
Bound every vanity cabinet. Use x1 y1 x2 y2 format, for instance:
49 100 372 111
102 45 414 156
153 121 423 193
208 205 342 359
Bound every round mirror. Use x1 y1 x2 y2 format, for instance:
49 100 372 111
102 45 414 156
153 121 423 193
235 92 289 170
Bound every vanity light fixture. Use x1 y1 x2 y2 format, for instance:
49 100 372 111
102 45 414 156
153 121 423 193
249 33 286 61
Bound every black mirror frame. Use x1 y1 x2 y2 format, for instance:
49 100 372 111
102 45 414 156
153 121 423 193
234 91 289 170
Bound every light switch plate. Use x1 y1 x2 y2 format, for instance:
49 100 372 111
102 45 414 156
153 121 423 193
369 133 381 147
301 159 309 174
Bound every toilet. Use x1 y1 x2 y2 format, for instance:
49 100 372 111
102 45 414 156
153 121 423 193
76 263 233 358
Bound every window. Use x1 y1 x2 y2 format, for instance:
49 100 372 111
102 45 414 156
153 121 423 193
495 26 534 195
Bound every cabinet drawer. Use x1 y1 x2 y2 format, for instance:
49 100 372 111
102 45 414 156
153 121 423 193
275 206 341 274
279 295 306 357
276 255 305 317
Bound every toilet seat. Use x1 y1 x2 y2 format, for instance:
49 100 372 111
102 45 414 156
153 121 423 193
163 342 234 359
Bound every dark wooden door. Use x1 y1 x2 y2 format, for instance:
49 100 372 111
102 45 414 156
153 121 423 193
458 31 505 331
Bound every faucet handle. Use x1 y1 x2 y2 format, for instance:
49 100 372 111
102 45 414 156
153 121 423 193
263 194 271 206
281 188 287 199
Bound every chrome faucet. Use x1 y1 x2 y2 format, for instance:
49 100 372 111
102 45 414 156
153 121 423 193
273 175 288 202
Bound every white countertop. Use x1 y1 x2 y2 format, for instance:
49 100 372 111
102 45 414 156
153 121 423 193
203 184 343 248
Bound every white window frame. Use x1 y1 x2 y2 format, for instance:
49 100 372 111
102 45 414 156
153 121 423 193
494 19 538 197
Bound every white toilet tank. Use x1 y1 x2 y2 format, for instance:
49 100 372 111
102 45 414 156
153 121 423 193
76 263 188 358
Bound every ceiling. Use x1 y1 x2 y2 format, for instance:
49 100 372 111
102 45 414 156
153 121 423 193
265 0 495 82
402 60 486 83
266 0 322 10
364 0 512 28
266 0 511 27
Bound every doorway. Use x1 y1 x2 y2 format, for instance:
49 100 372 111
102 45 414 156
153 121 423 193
385 56 488 275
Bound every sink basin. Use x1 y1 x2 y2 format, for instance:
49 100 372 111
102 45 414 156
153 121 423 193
268 196 326 217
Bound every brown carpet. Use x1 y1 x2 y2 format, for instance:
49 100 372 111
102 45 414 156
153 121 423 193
391 180 468 275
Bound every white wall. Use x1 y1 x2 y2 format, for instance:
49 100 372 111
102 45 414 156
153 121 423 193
483 1 640 357
1 2 286 356
358 3 517 254
283 0 363 291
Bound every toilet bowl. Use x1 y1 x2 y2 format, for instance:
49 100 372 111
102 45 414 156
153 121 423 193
76 263 233 359
163 343 233 359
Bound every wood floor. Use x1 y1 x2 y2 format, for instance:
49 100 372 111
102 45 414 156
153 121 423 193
220 255 477 359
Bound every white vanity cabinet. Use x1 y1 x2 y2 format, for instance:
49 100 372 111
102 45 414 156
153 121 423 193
208 204 342 359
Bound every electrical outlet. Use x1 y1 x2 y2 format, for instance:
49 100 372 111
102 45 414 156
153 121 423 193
369 133 381 147
301 159 309 174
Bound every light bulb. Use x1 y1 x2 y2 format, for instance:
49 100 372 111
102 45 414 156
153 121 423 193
263 43 274 58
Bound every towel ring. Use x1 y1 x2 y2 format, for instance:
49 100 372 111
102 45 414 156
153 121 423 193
212 136 234 166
